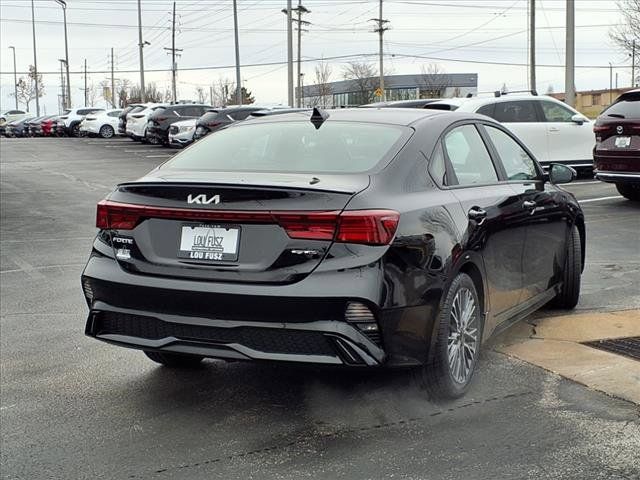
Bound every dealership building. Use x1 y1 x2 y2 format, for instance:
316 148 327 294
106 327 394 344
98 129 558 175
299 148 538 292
297 73 478 107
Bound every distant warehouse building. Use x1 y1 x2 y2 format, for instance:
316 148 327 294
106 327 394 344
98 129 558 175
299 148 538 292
297 73 478 107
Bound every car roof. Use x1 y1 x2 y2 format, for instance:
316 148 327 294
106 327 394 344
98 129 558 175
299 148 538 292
426 94 564 111
237 107 480 127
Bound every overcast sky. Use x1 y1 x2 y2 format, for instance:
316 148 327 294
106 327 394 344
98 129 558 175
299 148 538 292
0 0 630 113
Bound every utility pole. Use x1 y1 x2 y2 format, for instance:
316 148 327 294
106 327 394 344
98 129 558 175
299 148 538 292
9 46 18 109
209 85 214 105
30 0 40 115
84 59 88 106
164 2 182 103
565 0 575 107
233 0 242 105
59 60 65 113
286 0 294 107
111 48 116 108
137 0 146 102
291 2 310 108
370 0 389 101
609 62 613 104
632 40 637 87
529 0 536 92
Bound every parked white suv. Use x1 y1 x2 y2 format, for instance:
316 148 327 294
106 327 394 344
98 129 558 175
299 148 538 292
58 107 105 136
80 109 122 138
0 109 29 128
126 103 167 141
425 93 594 171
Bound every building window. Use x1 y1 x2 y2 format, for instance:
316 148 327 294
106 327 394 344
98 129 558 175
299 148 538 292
591 93 601 106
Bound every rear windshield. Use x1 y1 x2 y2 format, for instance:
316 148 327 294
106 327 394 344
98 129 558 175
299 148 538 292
162 121 409 174
602 93 640 119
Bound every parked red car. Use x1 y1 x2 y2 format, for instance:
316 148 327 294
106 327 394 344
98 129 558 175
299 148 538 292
41 117 58 136
593 89 640 200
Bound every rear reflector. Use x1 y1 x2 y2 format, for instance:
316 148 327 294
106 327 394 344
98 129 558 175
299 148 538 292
96 200 400 246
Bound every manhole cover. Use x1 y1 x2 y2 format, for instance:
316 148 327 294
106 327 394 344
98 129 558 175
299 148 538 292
583 337 640 361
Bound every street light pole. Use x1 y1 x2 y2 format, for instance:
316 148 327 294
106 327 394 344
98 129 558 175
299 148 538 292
55 1 71 108
30 0 40 115
609 62 613 104
9 46 18 109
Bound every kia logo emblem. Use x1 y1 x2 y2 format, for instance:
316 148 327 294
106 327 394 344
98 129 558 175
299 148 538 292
616 126 624 134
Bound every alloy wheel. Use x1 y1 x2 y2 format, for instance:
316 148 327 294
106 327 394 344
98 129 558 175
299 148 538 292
447 287 480 384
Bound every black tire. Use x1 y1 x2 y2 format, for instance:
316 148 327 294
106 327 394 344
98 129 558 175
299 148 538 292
551 225 581 309
70 123 81 137
99 124 115 139
144 351 204 368
415 273 483 399
616 183 640 201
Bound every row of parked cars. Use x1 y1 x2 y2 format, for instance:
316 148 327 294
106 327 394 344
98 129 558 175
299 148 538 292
1 90 638 199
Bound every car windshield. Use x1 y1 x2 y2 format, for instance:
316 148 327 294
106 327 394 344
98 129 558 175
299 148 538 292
162 120 409 174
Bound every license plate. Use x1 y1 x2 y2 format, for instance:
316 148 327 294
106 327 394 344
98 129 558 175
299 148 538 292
615 136 631 148
178 224 240 262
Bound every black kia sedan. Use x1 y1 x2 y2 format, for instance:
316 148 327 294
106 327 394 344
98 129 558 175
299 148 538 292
82 108 584 398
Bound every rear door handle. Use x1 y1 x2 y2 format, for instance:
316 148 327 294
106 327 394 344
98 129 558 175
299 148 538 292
468 207 487 222
548 127 560 133
523 200 537 209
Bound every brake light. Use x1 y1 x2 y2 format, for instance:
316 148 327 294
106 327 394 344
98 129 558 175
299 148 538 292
96 201 400 246
593 125 610 133
155 116 168 122
336 210 400 245
207 121 223 128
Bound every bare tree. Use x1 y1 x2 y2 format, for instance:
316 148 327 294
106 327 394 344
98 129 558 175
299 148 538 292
342 61 378 105
13 65 44 112
610 0 640 84
99 80 113 107
194 86 207 104
117 79 132 107
210 77 234 107
419 64 450 98
311 60 333 107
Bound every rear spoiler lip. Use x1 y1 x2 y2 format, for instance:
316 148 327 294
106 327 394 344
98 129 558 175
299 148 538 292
115 177 371 196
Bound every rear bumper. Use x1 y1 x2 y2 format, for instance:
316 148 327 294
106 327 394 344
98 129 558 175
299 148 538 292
594 170 640 184
81 250 430 368
86 305 385 366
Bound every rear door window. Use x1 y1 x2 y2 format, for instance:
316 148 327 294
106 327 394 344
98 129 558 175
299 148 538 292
443 124 498 185
492 101 538 123
476 103 496 118
540 101 575 122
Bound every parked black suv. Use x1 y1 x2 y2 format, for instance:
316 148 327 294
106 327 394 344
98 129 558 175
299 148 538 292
193 106 265 141
147 104 212 145
118 104 144 136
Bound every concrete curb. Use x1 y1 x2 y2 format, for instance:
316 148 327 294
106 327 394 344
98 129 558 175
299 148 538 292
494 309 640 405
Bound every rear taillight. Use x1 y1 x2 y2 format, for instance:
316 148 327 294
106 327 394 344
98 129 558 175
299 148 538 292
96 201 399 246
155 116 168 122
593 125 610 133
207 121 223 128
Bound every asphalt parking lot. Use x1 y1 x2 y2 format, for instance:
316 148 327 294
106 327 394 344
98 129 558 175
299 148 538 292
1 137 639 480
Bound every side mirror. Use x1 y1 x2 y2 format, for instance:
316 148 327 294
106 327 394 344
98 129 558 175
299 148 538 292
548 163 576 184
571 114 586 125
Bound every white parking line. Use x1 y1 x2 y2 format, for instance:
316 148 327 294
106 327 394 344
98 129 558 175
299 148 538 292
124 149 164 153
579 195 623 203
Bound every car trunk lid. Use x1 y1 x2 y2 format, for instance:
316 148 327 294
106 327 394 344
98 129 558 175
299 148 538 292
99 173 378 284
